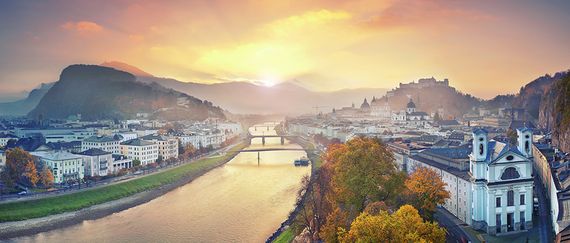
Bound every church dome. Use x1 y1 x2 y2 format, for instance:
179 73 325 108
406 98 416 109
360 98 370 109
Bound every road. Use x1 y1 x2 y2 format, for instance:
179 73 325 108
534 176 553 243
435 207 471 243
0 139 244 204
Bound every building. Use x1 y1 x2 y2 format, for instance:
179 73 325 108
140 134 179 160
407 147 472 224
112 154 133 171
470 128 534 235
0 150 5 168
77 148 113 177
0 133 18 147
391 98 431 127
400 128 534 236
370 96 391 119
82 134 123 154
31 150 84 184
120 138 158 165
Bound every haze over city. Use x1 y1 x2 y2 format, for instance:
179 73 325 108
2 1 570 243
1 0 570 98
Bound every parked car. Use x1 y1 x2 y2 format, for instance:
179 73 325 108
17 191 27 195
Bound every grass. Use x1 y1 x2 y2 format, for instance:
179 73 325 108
273 227 295 243
0 142 247 222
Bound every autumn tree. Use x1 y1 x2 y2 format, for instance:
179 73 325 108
340 205 446 243
180 144 197 161
23 160 39 187
296 165 334 241
320 206 349 243
1 148 41 187
326 137 405 212
39 167 54 187
405 167 450 220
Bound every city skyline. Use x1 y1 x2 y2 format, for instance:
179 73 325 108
1 0 570 99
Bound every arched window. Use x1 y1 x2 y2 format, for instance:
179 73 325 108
501 167 520 180
479 144 484 155
525 141 529 152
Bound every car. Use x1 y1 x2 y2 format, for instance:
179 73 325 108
17 191 27 195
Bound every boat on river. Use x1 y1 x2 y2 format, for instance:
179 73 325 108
294 156 310 166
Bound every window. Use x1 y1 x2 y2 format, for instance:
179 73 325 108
496 197 501 207
501 167 520 180
507 190 514 206
520 212 526 230
520 194 525 205
479 144 484 155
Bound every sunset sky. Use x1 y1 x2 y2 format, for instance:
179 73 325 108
1 0 569 99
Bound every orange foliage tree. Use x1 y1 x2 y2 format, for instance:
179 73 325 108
340 204 446 243
405 166 450 220
2 148 42 187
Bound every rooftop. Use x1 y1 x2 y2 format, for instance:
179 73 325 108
121 138 155 146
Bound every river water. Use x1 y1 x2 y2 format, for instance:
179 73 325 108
13 123 310 243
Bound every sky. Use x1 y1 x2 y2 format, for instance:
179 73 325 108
0 0 569 99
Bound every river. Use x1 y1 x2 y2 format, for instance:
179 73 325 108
12 122 310 242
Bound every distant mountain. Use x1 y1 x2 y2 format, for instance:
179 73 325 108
538 72 570 152
102 61 387 115
28 65 225 121
0 83 54 117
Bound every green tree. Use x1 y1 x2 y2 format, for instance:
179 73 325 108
325 137 404 212
132 159 141 167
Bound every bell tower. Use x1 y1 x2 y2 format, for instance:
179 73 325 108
472 129 488 162
517 127 533 158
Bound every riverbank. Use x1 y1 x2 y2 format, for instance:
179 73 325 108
267 125 322 243
0 141 248 240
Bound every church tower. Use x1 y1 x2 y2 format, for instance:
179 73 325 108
470 128 489 228
406 98 416 113
517 127 533 158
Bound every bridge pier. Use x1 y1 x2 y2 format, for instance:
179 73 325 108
257 152 260 166
262 137 265 145
280 137 285 145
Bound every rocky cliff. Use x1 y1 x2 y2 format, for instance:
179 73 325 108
538 73 570 152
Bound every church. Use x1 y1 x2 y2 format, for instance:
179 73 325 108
470 128 534 234
391 98 431 127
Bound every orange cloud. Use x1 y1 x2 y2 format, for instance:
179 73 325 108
61 21 104 34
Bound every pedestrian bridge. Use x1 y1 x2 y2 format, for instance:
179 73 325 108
247 134 298 145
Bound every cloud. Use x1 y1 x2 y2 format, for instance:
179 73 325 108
361 0 494 29
61 21 104 34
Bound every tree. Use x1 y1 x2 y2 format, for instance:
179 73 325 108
296 166 335 241
434 112 442 122
23 160 39 187
2 148 40 187
180 144 197 161
340 205 446 243
132 159 141 167
326 137 404 212
405 167 450 220
320 206 349 243
507 128 518 146
39 167 54 187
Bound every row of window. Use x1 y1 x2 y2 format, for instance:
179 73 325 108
496 190 525 207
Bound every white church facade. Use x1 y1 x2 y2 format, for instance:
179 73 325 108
470 128 534 234
403 127 534 236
